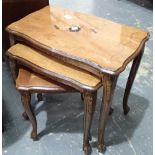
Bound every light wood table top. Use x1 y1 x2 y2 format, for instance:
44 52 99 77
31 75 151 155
6 5 149 75
8 43 101 91
16 68 76 92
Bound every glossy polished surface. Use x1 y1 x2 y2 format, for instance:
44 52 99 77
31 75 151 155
7 5 149 73
3 0 153 154
16 68 76 91
8 44 101 88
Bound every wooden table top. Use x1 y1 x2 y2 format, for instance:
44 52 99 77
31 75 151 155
16 68 76 92
8 44 102 91
6 5 149 75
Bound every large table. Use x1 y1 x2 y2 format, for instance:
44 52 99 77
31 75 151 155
6 5 149 153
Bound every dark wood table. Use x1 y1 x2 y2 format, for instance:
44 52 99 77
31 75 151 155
6 5 149 153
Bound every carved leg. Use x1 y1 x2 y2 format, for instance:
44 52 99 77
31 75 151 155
83 91 97 155
22 93 43 120
37 93 43 102
123 48 144 115
98 75 118 153
21 91 37 140
23 93 43 120
81 92 93 141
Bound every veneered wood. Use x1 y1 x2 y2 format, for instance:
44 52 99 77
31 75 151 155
6 5 149 75
16 68 76 92
7 44 102 91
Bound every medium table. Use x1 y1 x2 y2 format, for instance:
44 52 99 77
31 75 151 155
6 5 149 153
7 43 102 154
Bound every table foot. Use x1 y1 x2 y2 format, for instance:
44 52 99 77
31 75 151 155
83 143 92 155
31 131 38 141
123 105 130 115
98 143 106 153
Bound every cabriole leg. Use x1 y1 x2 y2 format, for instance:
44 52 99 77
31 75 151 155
98 75 118 153
23 93 43 119
123 48 144 115
83 91 97 155
21 91 37 140
23 93 43 120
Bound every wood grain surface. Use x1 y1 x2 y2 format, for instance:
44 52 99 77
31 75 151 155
16 68 76 92
6 5 149 75
8 44 101 90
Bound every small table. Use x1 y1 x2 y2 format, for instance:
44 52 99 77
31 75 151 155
6 5 149 153
16 68 78 140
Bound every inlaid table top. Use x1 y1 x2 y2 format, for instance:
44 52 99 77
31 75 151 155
6 5 149 75
8 43 102 91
